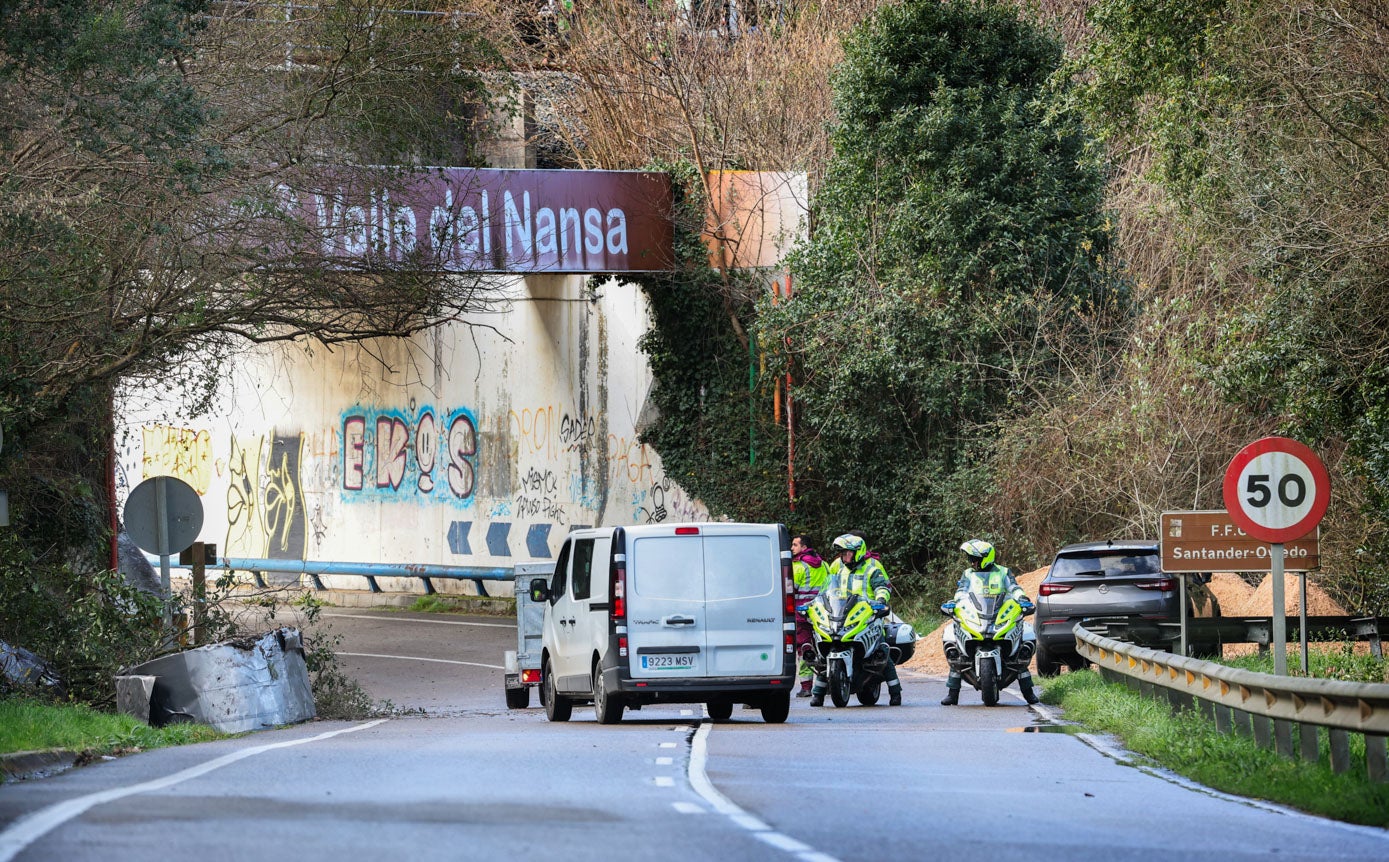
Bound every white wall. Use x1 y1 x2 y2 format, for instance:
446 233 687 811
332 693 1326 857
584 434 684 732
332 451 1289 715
115 273 707 593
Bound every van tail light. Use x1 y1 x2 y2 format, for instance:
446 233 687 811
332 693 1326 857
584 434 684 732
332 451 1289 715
1038 583 1072 596
618 635 628 658
784 630 795 655
611 553 627 622
1136 578 1177 592
675 526 700 535
782 554 795 618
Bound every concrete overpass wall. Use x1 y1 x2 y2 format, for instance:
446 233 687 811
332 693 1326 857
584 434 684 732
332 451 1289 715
115 273 707 592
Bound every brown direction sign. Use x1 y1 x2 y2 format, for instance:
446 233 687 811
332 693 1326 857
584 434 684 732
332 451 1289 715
1161 510 1319 572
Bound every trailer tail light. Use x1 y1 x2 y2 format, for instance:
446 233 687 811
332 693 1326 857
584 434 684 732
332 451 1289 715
675 526 700 535
1038 583 1073 596
521 669 541 684
611 553 627 622
1136 578 1177 592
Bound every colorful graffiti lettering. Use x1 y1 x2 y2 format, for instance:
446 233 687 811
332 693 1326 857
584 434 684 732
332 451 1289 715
226 434 267 558
264 434 307 558
142 425 214 494
609 433 654 484
341 406 477 505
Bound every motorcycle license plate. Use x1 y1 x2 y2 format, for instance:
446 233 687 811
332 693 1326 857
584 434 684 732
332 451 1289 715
641 654 695 670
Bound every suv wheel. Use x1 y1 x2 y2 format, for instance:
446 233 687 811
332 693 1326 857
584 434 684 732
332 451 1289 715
1034 640 1064 677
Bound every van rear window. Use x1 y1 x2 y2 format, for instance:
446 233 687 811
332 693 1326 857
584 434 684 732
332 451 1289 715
629 534 774 601
704 535 775 600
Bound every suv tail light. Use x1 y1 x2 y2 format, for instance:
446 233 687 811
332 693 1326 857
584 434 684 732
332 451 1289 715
1136 578 1177 591
1038 583 1072 596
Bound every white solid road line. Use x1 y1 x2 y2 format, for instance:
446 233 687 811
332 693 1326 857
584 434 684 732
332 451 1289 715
321 612 511 629
0 719 389 862
688 717 843 862
336 651 503 670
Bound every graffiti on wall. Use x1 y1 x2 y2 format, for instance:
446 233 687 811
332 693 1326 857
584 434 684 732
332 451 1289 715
341 406 478 505
225 432 307 560
510 405 601 460
633 477 704 525
142 425 214 494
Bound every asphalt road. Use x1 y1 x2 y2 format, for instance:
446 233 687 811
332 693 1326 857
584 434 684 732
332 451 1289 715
1 608 1386 862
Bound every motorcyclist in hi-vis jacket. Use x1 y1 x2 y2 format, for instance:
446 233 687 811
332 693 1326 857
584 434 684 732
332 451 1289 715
940 539 1040 705
810 533 903 707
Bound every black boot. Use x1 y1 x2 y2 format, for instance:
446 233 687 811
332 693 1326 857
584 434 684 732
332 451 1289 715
889 685 902 706
1019 674 1040 705
940 688 958 706
809 693 824 707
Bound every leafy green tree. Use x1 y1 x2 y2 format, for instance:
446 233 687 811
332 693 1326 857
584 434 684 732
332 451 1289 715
759 0 1112 587
1073 0 1389 612
0 0 512 693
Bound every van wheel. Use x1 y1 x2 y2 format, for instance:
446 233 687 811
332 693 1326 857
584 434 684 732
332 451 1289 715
760 691 790 724
593 666 624 725
544 659 572 722
505 685 530 709
707 700 734 721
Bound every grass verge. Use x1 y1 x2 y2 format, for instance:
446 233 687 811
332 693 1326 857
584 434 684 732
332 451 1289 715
1039 670 1389 828
0 696 225 759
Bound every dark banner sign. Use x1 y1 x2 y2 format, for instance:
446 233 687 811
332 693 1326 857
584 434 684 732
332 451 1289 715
276 168 675 274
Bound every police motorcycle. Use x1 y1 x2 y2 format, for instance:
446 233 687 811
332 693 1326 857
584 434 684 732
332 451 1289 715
805 581 918 707
940 572 1036 707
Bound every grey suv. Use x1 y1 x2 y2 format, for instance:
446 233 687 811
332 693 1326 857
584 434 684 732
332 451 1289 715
1034 539 1221 676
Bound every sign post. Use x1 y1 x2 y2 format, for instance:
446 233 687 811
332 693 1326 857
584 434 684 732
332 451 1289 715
124 476 204 633
1222 437 1330 675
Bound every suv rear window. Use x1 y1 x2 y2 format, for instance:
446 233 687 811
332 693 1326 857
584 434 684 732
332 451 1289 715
1050 551 1162 579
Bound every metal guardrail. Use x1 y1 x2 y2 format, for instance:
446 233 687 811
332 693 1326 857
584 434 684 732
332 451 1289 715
146 555 515 597
1073 624 1389 782
1082 616 1388 659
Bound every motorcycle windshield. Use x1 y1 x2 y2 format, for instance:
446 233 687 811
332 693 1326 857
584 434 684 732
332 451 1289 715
967 592 1006 633
817 586 860 623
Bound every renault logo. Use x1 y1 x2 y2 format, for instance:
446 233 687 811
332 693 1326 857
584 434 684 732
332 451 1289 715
1097 584 1109 594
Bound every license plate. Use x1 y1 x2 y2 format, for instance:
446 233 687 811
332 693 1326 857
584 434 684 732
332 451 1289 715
641 654 696 670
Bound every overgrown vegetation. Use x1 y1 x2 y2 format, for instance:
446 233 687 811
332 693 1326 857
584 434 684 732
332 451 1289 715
1041 669 1389 827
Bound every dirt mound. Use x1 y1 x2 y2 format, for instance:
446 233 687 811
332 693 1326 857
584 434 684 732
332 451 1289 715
902 566 1049 677
1233 573 1347 617
1207 573 1254 616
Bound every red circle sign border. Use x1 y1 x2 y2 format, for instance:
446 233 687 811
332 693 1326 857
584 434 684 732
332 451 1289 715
1222 436 1330 544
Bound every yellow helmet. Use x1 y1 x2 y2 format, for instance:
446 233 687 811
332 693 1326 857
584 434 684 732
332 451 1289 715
832 534 866 566
960 539 996 570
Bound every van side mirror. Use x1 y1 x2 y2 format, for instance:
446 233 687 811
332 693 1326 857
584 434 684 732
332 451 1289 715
529 580 550 603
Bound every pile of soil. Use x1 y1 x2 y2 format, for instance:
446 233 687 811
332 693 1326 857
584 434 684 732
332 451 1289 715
1231 573 1347 617
1207 573 1254 617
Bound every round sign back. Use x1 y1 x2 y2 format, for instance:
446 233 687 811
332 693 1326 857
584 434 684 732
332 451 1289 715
124 476 204 555
1222 437 1329 544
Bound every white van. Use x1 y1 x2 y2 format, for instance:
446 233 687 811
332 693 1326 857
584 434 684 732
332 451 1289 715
529 522 796 724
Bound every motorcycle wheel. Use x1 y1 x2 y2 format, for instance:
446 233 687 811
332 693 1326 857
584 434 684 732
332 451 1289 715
857 681 881 706
980 661 999 707
829 660 851 708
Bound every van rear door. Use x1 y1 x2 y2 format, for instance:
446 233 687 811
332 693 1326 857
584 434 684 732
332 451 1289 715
626 525 783 680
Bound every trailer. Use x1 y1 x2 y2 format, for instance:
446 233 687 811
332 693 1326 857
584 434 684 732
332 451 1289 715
503 560 555 709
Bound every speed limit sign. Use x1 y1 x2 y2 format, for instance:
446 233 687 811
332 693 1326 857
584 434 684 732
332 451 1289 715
1223 437 1329 543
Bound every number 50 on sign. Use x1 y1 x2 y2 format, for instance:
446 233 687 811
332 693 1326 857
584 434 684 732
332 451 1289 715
1222 437 1330 544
